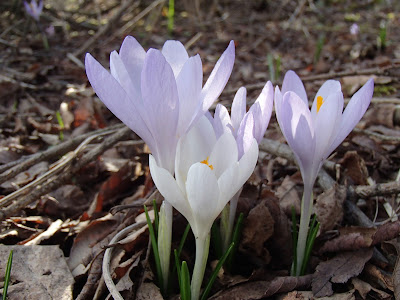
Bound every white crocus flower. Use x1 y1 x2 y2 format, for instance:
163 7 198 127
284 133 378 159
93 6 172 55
149 116 258 300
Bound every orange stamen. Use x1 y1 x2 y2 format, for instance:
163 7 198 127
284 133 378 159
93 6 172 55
316 96 324 112
200 157 214 170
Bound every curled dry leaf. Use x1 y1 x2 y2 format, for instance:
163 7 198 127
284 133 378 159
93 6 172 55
209 274 313 300
240 200 274 264
319 222 400 254
352 277 392 300
315 184 346 233
339 151 369 185
312 248 373 297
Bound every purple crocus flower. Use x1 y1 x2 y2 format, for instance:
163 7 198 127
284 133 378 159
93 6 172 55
275 70 374 275
211 81 274 251
85 36 235 291
86 36 235 174
24 0 43 21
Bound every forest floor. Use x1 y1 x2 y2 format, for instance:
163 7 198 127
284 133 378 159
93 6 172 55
1 0 400 299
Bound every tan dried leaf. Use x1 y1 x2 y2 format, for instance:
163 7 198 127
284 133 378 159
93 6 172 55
312 248 373 297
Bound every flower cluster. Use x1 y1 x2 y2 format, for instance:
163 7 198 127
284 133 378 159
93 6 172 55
24 0 43 21
86 36 374 299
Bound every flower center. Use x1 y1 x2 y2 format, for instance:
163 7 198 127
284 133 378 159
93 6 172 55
200 157 213 170
316 96 324 113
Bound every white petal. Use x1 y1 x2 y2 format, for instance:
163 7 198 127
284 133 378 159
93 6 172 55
236 111 254 159
236 138 258 189
328 78 374 153
186 163 220 238
213 104 233 139
282 70 308 105
209 132 238 178
175 116 216 191
231 87 247 132
161 40 189 77
201 40 235 111
149 155 193 225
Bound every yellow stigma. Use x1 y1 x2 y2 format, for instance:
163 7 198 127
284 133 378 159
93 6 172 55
316 96 324 113
200 157 213 170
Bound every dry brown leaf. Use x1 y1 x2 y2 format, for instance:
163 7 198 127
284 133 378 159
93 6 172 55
240 200 274 263
339 151 369 185
312 248 373 297
136 282 163 300
0 161 48 191
315 184 346 232
364 263 394 292
67 213 121 276
209 275 313 300
319 227 375 253
275 175 301 215
352 277 392 300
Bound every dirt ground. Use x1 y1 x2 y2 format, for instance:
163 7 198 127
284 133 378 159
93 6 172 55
1 0 400 299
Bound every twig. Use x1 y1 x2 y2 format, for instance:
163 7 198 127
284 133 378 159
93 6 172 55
0 126 131 221
111 0 165 41
350 181 400 199
72 0 138 58
0 124 125 184
103 221 147 300
353 128 400 142
259 138 337 172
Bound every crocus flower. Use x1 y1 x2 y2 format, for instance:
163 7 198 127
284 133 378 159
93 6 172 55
275 70 374 275
211 82 274 251
24 0 43 21
85 36 235 293
350 23 360 36
149 116 259 300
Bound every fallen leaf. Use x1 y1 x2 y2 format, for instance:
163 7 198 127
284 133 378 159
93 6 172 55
240 200 274 263
352 277 392 300
312 248 373 297
136 282 163 300
315 184 346 232
339 151 369 185
209 275 313 300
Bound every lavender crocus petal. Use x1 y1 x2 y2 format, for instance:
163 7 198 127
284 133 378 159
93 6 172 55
38 0 43 12
282 70 308 105
231 87 247 132
110 51 140 100
186 163 220 239
328 78 374 154
213 104 232 138
274 86 290 143
24 1 32 15
141 49 179 172
313 91 343 167
162 40 189 77
310 80 342 117
85 53 155 151
209 132 238 178
281 92 315 178
201 40 235 111
119 36 146 96
176 55 203 135
149 155 193 226
236 111 254 159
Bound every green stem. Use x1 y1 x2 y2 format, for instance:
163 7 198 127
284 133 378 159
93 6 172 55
158 201 173 293
294 184 313 276
191 233 210 300
221 188 241 253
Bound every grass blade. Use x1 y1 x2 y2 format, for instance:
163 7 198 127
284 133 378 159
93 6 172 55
2 250 13 300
